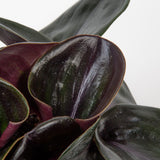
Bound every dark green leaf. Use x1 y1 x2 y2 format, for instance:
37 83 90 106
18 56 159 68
0 17 51 45
28 35 125 120
10 116 82 160
40 0 130 41
0 78 29 149
109 81 136 109
58 119 103 160
95 105 160 160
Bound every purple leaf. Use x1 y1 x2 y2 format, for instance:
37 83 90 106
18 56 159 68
28 35 125 124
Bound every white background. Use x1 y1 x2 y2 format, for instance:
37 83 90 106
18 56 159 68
0 0 160 108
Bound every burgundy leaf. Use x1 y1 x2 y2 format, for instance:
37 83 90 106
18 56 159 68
28 35 125 125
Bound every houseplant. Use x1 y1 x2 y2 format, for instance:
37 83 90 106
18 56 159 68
0 0 160 159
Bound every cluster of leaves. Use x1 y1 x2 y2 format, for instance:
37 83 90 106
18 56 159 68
0 0 160 159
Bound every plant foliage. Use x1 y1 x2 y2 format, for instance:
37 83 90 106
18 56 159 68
0 0 159 159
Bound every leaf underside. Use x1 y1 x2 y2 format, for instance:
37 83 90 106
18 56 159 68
0 42 57 87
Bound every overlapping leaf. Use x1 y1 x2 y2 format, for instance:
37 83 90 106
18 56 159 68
0 114 41 160
28 35 125 122
0 42 58 122
0 0 134 110
9 116 82 160
39 0 135 108
0 42 57 87
95 105 160 160
109 81 136 109
0 17 51 45
58 118 101 160
40 0 130 41
0 78 29 149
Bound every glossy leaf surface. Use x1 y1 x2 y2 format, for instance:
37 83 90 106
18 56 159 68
109 81 136 109
95 105 160 160
28 35 125 120
39 0 135 110
0 17 51 45
40 0 130 41
58 119 103 160
10 116 82 160
0 78 29 149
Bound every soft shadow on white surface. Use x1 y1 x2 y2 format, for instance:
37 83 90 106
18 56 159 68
0 0 160 108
